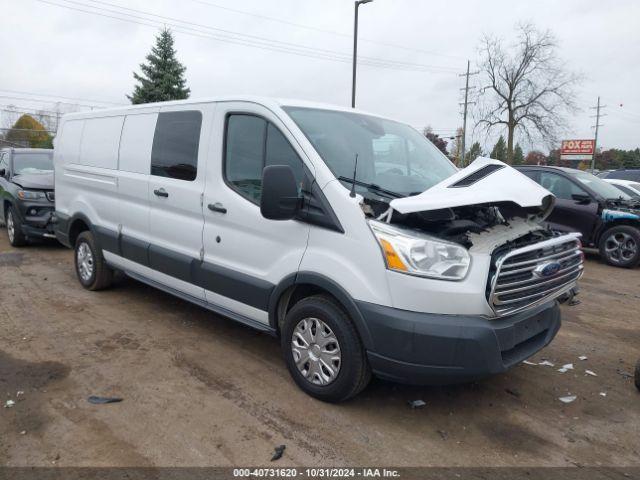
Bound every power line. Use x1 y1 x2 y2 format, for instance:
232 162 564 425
0 88 122 106
186 0 466 61
35 0 460 74
0 93 106 109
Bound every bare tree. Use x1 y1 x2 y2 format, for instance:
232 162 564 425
474 24 581 163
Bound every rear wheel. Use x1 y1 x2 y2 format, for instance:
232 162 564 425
281 295 371 402
635 359 640 392
74 231 113 290
6 206 27 247
599 225 640 268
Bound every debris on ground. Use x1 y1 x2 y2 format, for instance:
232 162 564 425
578 356 588 361
599 392 607 397
559 395 577 404
408 399 426 409
87 396 123 404
16 391 24 397
585 370 597 377
558 363 574 373
270 445 286 461
437 430 448 440
617 369 633 380
505 388 521 398
4 400 15 408
539 360 555 367
20 430 26 435
522 360 537 365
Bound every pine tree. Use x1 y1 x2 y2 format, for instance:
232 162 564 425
490 135 507 162
512 144 524 165
465 142 483 164
128 28 190 104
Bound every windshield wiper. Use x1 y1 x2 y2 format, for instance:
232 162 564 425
338 176 403 198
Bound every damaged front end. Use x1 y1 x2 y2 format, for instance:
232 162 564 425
360 158 584 315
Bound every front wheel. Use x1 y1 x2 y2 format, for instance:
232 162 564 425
599 225 640 268
6 206 27 247
281 295 371 402
74 231 113 290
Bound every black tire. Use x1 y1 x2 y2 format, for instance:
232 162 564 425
74 231 113 290
635 359 640 392
6 206 27 247
281 295 371 402
598 225 640 268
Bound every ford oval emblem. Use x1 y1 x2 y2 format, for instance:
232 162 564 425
534 261 562 278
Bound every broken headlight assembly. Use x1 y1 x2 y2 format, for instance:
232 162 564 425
368 220 471 281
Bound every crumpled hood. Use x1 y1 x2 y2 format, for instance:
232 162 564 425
390 157 555 219
11 172 54 190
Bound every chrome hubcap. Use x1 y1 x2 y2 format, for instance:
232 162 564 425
7 212 14 242
605 232 637 264
291 318 341 386
76 242 94 282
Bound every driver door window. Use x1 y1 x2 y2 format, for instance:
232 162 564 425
539 172 588 200
224 114 304 204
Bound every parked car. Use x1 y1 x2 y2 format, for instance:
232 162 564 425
604 178 640 198
596 169 614 178
602 169 640 182
0 148 56 246
516 166 640 268
54 97 582 401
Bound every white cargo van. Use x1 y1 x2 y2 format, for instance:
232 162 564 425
54 97 583 401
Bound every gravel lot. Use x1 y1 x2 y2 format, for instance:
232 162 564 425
0 234 639 467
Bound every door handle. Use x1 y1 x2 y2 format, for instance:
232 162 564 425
208 203 227 214
153 188 169 198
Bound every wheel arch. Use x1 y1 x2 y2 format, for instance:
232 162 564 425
595 219 640 244
67 212 94 247
268 272 374 350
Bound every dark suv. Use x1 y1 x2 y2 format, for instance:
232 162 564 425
0 148 56 246
516 166 640 268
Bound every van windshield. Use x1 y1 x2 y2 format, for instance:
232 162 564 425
13 152 54 175
283 107 457 198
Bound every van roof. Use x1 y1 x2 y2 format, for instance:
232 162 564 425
59 96 390 122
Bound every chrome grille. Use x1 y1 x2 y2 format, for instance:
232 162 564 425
489 233 584 316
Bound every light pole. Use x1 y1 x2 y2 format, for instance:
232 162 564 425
352 0 373 108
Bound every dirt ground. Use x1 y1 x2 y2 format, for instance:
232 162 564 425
0 233 639 468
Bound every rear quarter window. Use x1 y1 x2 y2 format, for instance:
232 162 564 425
150 110 202 181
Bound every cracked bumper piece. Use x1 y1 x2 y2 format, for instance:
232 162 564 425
358 300 561 385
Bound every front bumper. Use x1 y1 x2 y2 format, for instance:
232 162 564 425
357 300 561 385
16 200 56 238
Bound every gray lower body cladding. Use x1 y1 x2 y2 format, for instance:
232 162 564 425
359 301 560 385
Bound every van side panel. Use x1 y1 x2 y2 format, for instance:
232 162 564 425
117 112 158 265
80 116 124 170
54 120 84 220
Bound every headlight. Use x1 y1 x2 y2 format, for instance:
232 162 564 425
17 190 46 200
368 220 471 281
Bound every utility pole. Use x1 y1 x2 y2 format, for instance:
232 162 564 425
590 96 606 171
351 0 373 108
458 60 478 166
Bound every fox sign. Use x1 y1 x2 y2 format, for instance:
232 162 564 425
561 139 595 161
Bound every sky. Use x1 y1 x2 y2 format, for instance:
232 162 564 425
1 0 639 154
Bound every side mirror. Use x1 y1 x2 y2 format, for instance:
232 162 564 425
260 165 300 220
572 193 591 204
